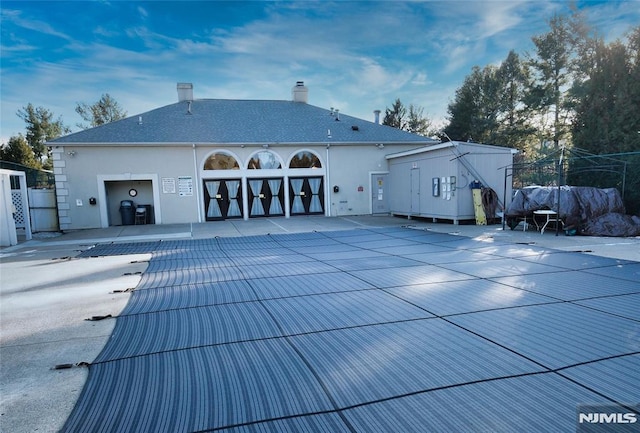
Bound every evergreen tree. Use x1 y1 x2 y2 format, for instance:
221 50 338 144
570 25 640 155
444 67 481 142
406 104 433 136
383 98 433 136
569 27 640 213
16 103 69 165
75 93 127 129
0 135 41 169
526 14 575 149
496 50 536 153
383 98 407 130
571 39 637 154
444 65 502 144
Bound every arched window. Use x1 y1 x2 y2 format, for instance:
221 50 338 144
204 153 239 170
290 151 322 168
248 151 282 169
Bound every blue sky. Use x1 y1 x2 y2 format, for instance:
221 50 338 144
1 1 639 144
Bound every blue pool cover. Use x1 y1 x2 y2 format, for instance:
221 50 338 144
65 227 639 432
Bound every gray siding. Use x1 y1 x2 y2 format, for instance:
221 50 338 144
388 142 513 223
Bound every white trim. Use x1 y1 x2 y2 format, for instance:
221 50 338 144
0 169 31 246
245 149 285 170
201 149 242 171
385 142 457 160
284 175 290 218
325 146 331 216
199 147 327 220
193 144 202 223
242 177 249 221
368 171 390 214
97 174 161 228
285 148 324 169
385 141 517 160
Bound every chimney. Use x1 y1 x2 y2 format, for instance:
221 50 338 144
374 110 381 124
292 81 308 103
177 83 193 102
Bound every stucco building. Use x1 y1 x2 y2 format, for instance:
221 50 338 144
48 82 440 230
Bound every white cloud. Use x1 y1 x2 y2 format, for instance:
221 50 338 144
137 5 148 19
0 8 70 41
356 58 403 90
2 0 640 145
441 42 478 74
412 72 430 86
581 1 640 42
467 1 530 38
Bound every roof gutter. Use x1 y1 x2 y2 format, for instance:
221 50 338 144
385 141 457 160
49 140 438 147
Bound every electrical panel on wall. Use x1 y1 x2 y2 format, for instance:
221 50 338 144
432 177 440 197
440 176 456 200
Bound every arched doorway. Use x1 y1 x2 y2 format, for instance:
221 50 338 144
246 150 285 218
202 152 242 221
288 151 324 215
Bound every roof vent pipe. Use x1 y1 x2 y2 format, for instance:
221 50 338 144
374 110 381 124
292 81 308 103
177 83 193 102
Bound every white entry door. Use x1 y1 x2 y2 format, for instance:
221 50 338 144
411 168 420 216
371 174 389 214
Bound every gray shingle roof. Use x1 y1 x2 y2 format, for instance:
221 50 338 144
49 99 437 146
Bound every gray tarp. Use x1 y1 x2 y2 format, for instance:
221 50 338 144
506 186 640 237
582 213 640 237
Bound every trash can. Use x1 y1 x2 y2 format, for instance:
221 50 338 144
119 200 135 225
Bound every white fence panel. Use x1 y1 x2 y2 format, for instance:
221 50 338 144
28 188 58 232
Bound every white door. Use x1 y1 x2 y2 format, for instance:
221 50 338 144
371 174 389 214
411 168 420 215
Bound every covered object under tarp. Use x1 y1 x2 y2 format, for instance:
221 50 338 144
506 186 640 237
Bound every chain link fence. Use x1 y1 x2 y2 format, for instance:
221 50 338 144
0 161 55 189
507 149 638 215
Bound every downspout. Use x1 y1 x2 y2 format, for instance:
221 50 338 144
193 144 202 223
325 144 331 216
